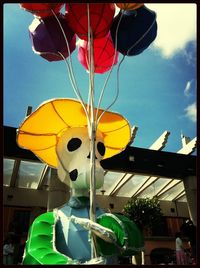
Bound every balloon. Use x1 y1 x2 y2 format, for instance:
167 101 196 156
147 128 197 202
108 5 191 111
116 3 144 10
111 5 157 56
19 3 64 18
78 34 118 74
19 3 63 18
65 3 115 40
29 14 76 62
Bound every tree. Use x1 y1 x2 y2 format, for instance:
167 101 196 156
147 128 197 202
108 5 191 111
123 197 164 234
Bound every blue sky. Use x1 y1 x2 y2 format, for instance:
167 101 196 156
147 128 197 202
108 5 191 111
3 4 197 153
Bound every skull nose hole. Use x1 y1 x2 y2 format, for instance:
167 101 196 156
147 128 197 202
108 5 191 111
69 169 78 181
87 152 97 159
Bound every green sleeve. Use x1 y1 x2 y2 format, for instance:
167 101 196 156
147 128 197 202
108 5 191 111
23 212 78 265
96 213 144 257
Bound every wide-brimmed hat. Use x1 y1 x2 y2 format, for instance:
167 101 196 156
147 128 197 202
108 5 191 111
17 98 131 168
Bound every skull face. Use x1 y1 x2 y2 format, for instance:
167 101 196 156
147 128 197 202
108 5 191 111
56 127 105 190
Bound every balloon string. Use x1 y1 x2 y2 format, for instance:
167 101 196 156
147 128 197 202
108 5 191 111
87 4 94 129
50 9 91 131
96 7 156 124
96 11 125 127
95 10 124 126
51 10 78 91
57 52 90 128
87 3 98 260
97 54 125 127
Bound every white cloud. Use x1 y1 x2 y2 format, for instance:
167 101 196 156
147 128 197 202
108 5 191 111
184 102 196 122
184 80 192 97
146 4 196 58
183 42 196 66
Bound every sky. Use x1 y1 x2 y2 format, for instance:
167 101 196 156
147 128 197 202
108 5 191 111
3 3 197 154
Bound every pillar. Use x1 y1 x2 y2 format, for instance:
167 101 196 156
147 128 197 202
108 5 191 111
183 175 197 226
47 168 70 211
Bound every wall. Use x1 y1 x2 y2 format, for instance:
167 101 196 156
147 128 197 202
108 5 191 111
3 187 48 207
96 195 129 212
3 187 190 218
96 195 190 218
159 200 190 218
144 237 189 264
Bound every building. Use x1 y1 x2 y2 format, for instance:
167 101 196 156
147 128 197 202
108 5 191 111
3 126 197 264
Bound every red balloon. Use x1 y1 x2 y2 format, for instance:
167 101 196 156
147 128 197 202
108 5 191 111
65 3 115 40
78 34 118 74
19 3 64 18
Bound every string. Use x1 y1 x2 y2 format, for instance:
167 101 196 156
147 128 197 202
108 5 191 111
36 50 89 125
95 11 124 126
50 9 91 131
86 3 98 259
96 8 157 125
96 54 125 127
57 52 91 130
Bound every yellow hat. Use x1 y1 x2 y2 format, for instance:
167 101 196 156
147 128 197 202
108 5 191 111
17 98 131 168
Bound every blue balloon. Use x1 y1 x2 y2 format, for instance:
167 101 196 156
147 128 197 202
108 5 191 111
111 6 157 56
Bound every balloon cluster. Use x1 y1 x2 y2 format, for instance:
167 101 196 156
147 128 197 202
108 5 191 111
20 3 157 74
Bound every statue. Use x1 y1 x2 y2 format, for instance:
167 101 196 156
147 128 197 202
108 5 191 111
17 98 144 265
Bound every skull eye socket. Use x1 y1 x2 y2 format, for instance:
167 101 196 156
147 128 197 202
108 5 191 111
97 142 105 156
67 138 82 152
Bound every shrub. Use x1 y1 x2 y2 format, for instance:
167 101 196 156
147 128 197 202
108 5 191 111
123 197 164 232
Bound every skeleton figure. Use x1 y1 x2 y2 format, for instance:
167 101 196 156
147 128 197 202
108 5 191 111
17 99 144 265
56 127 105 192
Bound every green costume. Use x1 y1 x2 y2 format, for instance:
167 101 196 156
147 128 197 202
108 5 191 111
23 197 144 265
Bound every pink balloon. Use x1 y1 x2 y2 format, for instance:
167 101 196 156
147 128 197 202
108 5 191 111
78 34 118 74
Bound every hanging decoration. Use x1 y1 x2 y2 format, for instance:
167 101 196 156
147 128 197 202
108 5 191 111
20 3 64 18
65 3 115 40
110 5 157 56
29 14 76 62
19 3 158 65
77 34 118 74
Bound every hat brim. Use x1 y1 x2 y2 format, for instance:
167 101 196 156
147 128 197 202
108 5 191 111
17 98 131 168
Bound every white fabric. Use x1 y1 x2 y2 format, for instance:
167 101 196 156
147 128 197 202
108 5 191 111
70 215 117 243
176 237 183 251
83 257 106 265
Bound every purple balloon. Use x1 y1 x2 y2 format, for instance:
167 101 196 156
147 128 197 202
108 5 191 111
29 14 76 62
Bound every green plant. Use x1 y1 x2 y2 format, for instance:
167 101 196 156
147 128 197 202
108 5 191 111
123 197 164 232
